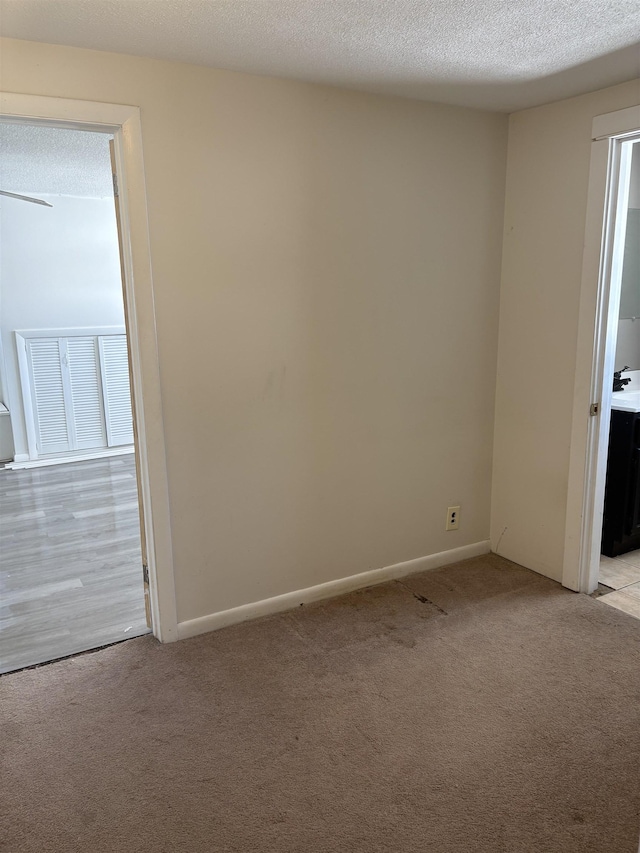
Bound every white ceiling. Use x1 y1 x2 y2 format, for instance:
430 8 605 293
0 0 638 112
0 123 114 197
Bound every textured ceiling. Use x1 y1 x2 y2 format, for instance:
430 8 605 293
0 0 639 111
0 123 114 197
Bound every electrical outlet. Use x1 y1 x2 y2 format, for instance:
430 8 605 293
446 505 460 531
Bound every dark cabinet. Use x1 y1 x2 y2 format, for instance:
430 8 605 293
602 409 640 556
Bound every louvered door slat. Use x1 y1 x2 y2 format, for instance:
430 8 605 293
26 338 72 454
99 335 134 447
67 337 108 450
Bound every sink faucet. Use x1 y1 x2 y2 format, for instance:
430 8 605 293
613 366 632 392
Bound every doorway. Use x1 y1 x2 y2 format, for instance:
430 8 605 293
563 104 640 601
0 122 151 672
596 141 640 613
0 91 178 664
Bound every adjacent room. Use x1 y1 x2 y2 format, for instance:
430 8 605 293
0 2 639 851
0 123 148 673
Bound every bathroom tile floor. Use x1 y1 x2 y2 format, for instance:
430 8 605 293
597 550 640 619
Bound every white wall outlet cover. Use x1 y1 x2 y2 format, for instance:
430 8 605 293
446 505 461 531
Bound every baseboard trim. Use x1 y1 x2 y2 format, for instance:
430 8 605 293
4 446 134 470
177 540 491 641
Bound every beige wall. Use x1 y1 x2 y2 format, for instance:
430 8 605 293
615 320 640 372
1 38 508 624
615 144 640 371
629 143 640 209
491 79 640 581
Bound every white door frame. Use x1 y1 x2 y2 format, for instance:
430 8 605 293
0 92 178 642
563 104 640 593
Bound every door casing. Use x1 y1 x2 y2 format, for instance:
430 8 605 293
0 92 178 642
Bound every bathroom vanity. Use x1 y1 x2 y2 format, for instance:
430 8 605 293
602 388 640 557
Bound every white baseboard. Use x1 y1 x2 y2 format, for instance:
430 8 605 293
177 540 491 641
4 446 134 470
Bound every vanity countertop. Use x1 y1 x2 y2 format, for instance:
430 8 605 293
612 370 640 413
612 391 640 413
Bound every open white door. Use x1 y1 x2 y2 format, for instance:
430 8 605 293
563 105 640 593
109 138 152 628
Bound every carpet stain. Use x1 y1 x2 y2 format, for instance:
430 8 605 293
396 579 448 614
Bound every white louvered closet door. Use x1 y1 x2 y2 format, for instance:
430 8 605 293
98 335 134 446
25 333 134 457
66 337 108 450
26 338 72 455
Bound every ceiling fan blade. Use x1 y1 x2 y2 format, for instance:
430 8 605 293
0 190 53 207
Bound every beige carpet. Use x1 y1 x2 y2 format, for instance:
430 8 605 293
3 554 640 852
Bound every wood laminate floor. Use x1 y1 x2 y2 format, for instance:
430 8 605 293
0 455 149 674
